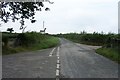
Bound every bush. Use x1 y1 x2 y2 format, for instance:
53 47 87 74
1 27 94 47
61 32 119 47
15 33 35 46
2 32 60 55
2 35 9 47
14 32 47 47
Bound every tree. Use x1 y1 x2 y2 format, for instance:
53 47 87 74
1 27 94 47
0 1 53 29
7 28 14 33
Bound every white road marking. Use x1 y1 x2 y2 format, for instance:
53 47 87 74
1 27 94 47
56 46 60 80
49 48 56 56
57 47 60 57
57 64 60 69
49 55 52 57
56 69 59 76
57 60 60 64
57 56 59 59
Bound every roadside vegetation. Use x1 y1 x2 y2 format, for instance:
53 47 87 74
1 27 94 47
57 31 120 63
96 48 119 63
2 32 59 55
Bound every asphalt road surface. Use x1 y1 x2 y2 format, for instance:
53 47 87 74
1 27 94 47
2 38 118 78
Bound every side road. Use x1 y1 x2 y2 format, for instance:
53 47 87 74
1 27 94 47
59 38 118 78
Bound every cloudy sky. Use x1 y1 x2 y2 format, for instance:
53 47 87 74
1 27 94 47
0 0 119 34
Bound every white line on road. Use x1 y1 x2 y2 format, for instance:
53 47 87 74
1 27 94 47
57 64 60 69
49 48 56 56
56 69 59 76
56 46 60 80
57 47 60 57
57 60 60 64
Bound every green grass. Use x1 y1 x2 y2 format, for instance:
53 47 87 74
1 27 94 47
31 37 59 50
95 48 119 63
2 46 26 55
2 36 59 55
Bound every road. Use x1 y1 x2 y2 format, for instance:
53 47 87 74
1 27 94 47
2 38 118 78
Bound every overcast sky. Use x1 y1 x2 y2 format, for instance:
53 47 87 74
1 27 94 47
0 0 119 34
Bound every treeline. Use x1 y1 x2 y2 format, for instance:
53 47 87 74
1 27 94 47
57 32 120 48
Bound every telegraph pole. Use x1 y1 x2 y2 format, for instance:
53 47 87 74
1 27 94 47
43 21 44 29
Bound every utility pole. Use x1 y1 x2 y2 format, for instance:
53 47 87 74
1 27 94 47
40 21 46 34
43 21 44 29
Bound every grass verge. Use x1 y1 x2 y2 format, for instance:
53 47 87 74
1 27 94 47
2 37 59 55
95 48 119 63
31 37 59 50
